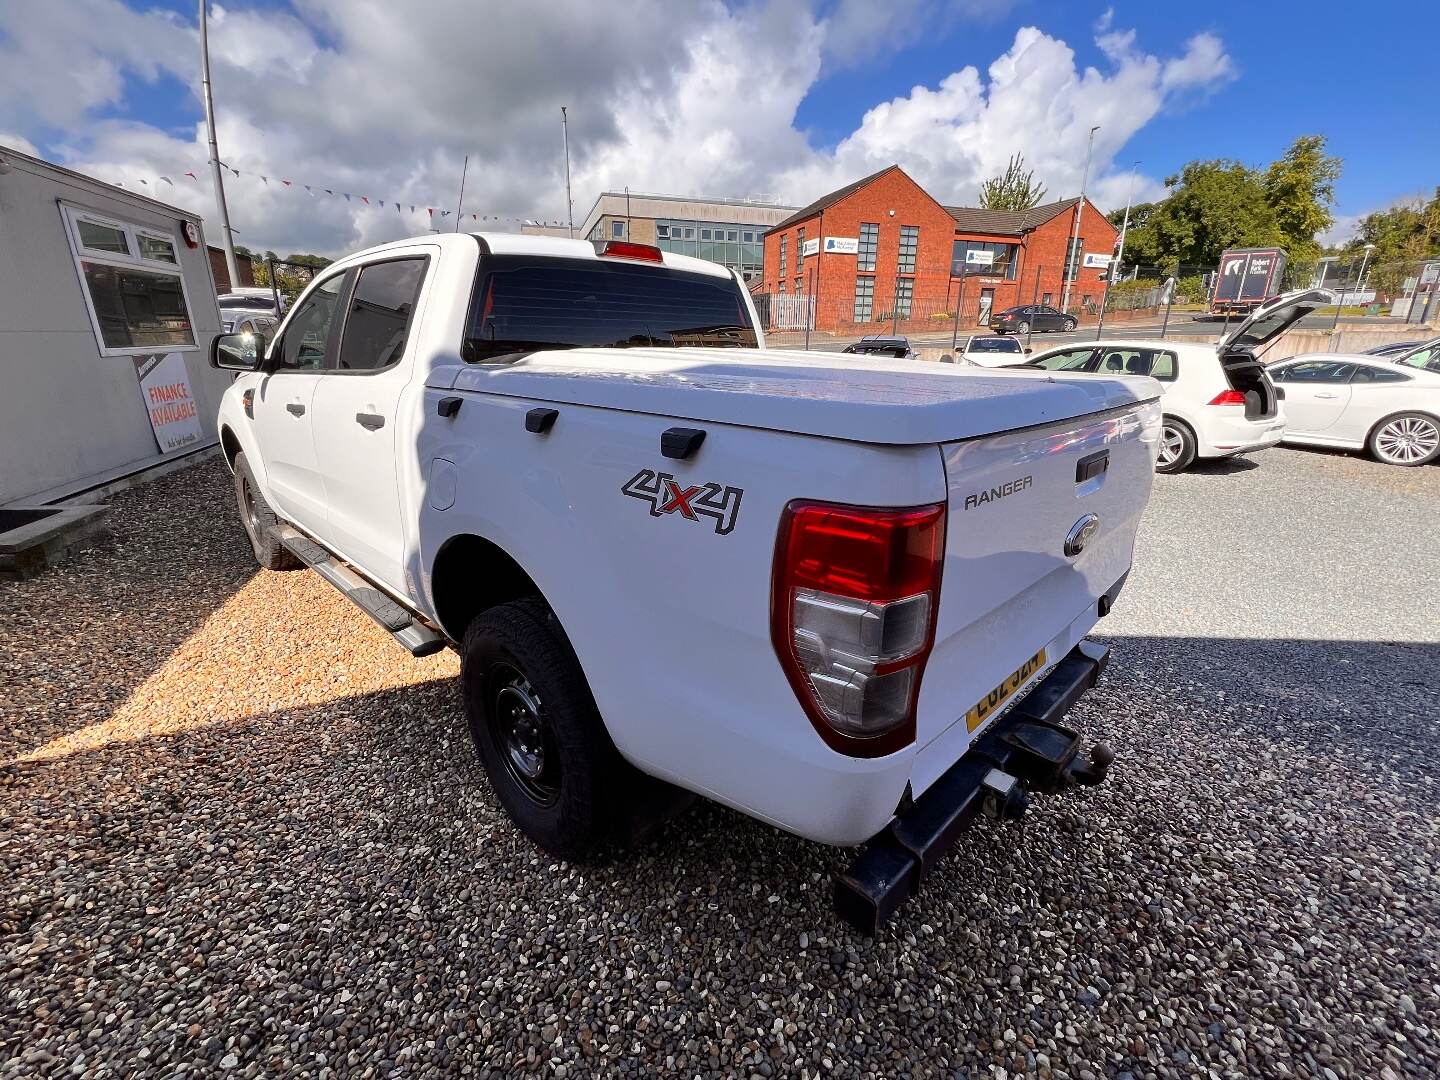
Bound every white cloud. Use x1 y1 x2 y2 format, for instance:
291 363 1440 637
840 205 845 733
1 132 40 156
0 0 1237 256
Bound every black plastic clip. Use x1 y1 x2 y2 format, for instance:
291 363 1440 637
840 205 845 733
437 396 463 419
525 407 559 434
661 427 706 460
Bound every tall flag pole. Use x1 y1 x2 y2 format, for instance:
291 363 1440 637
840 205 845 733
561 106 574 238
199 0 239 289
454 154 469 233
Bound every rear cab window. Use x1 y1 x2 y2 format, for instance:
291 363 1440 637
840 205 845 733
464 254 757 362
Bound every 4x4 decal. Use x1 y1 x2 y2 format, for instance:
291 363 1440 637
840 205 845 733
622 469 744 536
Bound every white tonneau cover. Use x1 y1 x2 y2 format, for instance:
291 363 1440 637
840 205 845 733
431 348 1155 446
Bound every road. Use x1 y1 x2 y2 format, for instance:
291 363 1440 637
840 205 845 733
3 449 1437 1077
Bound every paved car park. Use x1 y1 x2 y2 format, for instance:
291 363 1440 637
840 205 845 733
2 450 1437 1078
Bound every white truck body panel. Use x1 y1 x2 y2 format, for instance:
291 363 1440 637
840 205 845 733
215 232 1161 847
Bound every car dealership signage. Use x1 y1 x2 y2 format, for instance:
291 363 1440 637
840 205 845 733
132 352 204 454
1083 253 1113 269
801 238 820 257
822 236 859 255
964 249 995 268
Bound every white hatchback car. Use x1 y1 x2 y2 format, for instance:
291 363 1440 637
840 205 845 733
1017 291 1330 472
1267 353 1440 466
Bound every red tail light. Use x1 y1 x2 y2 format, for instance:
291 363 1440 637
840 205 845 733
772 501 945 757
1207 390 1246 406
596 240 663 262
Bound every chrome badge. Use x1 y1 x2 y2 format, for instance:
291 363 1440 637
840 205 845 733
1064 513 1100 557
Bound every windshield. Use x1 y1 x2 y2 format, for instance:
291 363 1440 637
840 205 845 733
218 295 276 311
967 337 1020 352
1397 340 1440 372
464 255 757 361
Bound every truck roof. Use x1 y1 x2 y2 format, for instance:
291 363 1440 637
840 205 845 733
434 347 1155 446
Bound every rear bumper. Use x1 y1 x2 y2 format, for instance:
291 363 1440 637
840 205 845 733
834 639 1113 935
1196 413 1285 458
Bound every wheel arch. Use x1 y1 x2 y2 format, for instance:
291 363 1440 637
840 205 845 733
219 424 243 472
429 532 549 643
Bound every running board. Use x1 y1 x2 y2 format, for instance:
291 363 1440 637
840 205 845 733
274 525 447 658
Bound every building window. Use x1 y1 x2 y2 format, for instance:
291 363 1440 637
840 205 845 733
778 281 786 295
794 277 803 295
952 240 1019 280
701 228 712 240
858 223 879 272
854 276 874 322
726 230 738 242
894 278 913 318
657 224 669 238
898 226 919 273
1064 236 1083 281
62 205 197 354
612 220 625 239
1042 292 1053 306
796 227 806 266
742 231 754 243
778 235 787 279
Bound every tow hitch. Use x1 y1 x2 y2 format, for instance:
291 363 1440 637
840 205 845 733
834 639 1114 935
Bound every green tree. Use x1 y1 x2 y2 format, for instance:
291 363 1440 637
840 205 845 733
978 153 1047 212
1262 135 1341 263
1339 187 1440 293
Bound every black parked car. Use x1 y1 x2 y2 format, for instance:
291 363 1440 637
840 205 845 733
990 305 1076 335
841 335 916 359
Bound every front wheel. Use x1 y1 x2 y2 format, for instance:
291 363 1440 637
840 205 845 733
233 452 300 570
1369 413 1440 466
462 599 630 859
1062 317 1077 332
1016 320 1031 336
1155 419 1197 473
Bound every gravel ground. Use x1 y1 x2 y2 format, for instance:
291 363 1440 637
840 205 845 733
3 449 1437 1078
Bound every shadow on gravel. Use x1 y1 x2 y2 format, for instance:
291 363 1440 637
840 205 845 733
1186 456 1260 475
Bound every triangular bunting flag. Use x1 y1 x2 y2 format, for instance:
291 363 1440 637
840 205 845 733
184 171 197 180
281 179 292 187
260 176 269 185
344 193 352 202
159 176 173 185
360 196 369 205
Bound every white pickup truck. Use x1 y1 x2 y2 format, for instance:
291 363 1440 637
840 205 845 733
211 233 1162 932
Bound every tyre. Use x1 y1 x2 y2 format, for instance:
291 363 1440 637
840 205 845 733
1155 418 1197 473
233 452 300 570
1368 412 1440 467
462 598 631 859
1062 317 1077 332
1016 320 1031 336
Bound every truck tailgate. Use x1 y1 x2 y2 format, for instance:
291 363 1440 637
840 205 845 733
912 397 1161 793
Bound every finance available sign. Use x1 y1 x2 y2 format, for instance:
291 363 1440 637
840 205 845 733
133 352 204 454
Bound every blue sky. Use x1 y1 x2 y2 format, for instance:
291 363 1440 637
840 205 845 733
1 0 1431 254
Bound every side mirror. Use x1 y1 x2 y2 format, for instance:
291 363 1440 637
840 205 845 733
211 332 263 371
1024 347 1033 354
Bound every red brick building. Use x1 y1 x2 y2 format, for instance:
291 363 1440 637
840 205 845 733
759 165 1119 334
207 245 255 292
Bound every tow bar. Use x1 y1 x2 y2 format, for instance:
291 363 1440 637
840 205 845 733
834 639 1114 935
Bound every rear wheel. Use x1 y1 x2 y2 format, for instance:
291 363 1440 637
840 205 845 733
1369 413 1440 467
1155 418 1197 473
233 452 299 570
462 598 631 859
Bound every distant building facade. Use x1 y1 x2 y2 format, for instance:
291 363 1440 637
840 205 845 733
758 165 1119 333
573 191 797 281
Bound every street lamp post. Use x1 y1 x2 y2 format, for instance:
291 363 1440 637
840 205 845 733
1060 124 1099 315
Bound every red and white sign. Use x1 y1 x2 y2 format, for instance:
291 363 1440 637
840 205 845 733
133 352 204 454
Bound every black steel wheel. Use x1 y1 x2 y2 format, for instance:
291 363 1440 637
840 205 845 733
487 663 561 807
232 452 300 570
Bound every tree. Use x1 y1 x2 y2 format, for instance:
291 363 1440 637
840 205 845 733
1262 135 1341 263
979 154 1047 212
1339 187 1440 293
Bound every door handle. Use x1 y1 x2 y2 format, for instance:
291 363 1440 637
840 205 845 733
286 403 306 416
1314 392 1338 399
355 412 385 430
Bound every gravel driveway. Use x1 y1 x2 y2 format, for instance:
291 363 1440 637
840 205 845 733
3 449 1437 1078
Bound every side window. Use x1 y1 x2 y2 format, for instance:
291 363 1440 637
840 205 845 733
1283 360 1357 382
1150 351 1177 380
1350 365 1410 383
1398 344 1440 372
1034 347 1097 371
277 274 345 371
335 258 427 372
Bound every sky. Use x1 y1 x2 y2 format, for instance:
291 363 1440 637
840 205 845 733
1 0 1435 258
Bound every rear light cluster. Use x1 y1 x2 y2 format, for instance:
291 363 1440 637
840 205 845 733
772 501 945 757
1207 390 1247 406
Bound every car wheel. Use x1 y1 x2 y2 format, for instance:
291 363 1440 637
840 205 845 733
1368 412 1440 467
1155 418 1197 473
1016 321 1030 336
462 598 635 859
1062 317 1077 332
233 452 300 570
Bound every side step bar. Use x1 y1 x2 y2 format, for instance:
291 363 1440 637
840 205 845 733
274 525 447 658
834 639 1114 935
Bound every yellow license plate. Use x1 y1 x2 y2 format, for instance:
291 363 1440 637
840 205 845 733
965 649 1047 732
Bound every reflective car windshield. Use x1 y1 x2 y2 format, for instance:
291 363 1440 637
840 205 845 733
464 255 757 361
218 295 276 311
967 338 1020 352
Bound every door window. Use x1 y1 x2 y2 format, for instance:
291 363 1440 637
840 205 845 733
1277 360 1356 383
1349 364 1410 383
335 258 427 371
1032 348 1097 371
277 274 345 371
